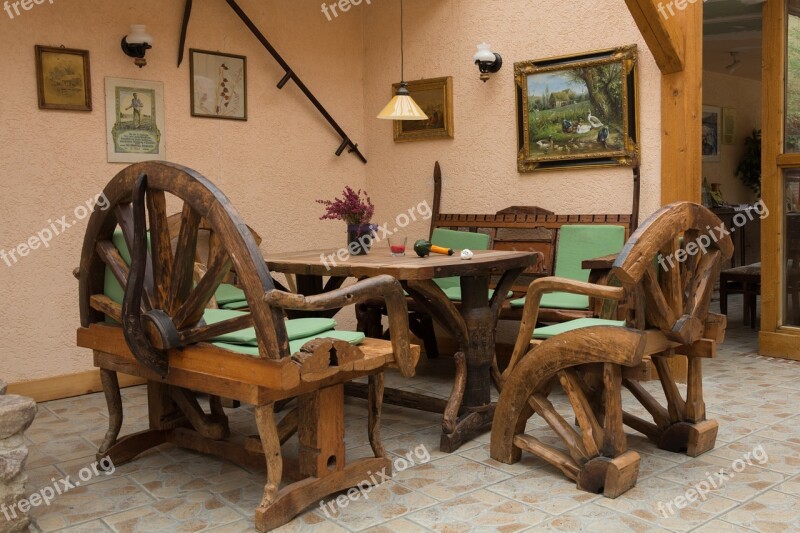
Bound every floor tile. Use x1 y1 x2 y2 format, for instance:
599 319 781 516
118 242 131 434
102 491 242 532
394 455 510 502
717 490 800 532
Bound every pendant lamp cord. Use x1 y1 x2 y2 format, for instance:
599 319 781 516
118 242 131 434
400 0 405 82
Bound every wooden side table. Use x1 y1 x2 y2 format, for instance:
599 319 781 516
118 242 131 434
720 263 761 329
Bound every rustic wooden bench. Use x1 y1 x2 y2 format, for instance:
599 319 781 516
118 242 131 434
76 162 419 531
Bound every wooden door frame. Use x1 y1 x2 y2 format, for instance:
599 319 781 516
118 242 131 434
760 0 800 359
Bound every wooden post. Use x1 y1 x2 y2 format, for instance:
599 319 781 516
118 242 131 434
298 385 346 477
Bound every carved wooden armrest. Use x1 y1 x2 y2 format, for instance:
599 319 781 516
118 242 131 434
264 275 415 377
581 253 620 271
506 277 626 378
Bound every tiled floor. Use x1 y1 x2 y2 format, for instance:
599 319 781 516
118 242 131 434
22 296 800 532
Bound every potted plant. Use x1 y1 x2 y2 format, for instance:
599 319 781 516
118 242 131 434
317 186 377 255
736 129 762 197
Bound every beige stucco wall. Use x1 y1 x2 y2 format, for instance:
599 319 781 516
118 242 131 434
702 70 761 205
0 0 663 385
362 0 662 238
0 0 368 383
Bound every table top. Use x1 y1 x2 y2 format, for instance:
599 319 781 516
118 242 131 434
266 248 538 281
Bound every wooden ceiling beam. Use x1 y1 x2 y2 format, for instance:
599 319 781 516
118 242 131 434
625 0 685 74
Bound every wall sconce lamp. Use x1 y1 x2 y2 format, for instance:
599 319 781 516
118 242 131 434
121 25 153 68
473 43 502 82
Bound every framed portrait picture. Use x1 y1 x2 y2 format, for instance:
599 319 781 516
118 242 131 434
190 49 247 120
104 78 166 163
35 45 91 111
722 107 737 145
515 46 639 172
702 105 721 162
392 77 454 142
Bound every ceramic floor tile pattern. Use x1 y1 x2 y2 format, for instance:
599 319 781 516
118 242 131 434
22 296 800 532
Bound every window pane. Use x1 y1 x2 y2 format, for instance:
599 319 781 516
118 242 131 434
787 2 800 152
785 171 800 326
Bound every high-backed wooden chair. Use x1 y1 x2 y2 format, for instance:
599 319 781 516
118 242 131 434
491 202 732 498
76 162 419 531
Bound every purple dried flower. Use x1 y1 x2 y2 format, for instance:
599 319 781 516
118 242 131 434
317 186 375 225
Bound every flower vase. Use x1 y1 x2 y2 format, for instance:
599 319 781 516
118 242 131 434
347 224 377 256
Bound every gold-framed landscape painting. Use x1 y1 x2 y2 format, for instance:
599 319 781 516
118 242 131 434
190 49 247 120
392 77 454 142
35 45 92 111
515 45 639 172
105 78 166 163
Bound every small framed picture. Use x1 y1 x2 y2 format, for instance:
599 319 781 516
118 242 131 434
190 49 247 120
393 77 454 142
702 105 721 162
35 45 92 111
105 77 166 163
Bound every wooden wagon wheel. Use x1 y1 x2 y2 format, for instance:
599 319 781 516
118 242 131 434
79 161 291 376
611 201 734 455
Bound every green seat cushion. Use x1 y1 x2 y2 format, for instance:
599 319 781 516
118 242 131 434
213 330 365 357
215 284 247 306
204 309 337 345
533 318 626 340
221 300 250 310
509 225 626 311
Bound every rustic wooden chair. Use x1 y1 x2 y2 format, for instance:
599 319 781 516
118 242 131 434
490 201 732 498
76 162 419 531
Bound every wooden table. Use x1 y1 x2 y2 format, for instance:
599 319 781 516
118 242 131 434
720 263 761 329
267 248 538 452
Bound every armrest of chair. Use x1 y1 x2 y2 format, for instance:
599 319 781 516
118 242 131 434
581 253 619 271
506 277 625 380
263 275 415 377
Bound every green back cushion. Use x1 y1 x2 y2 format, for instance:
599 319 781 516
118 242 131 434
533 318 625 340
554 225 626 282
103 230 131 305
432 228 491 291
215 284 247 306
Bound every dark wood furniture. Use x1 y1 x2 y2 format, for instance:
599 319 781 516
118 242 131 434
710 206 762 268
76 162 420 531
266 248 538 452
491 202 732 498
720 263 761 329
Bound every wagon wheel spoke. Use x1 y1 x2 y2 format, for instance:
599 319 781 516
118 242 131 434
115 202 155 310
146 189 173 310
179 313 254 345
173 251 233 329
168 202 202 315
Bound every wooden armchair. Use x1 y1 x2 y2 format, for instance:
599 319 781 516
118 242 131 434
490 202 732 498
76 162 419 531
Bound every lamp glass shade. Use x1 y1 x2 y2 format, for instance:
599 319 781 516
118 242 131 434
473 43 495 63
127 25 154 45
377 93 429 121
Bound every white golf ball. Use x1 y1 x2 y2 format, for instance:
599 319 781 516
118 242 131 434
460 249 474 260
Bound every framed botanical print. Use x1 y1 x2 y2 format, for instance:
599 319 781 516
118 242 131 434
190 49 247 120
104 77 166 163
515 46 639 172
35 45 92 111
392 77 454 142
702 105 721 162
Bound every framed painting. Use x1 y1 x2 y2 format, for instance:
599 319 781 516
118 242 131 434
392 77 454 142
35 45 91 111
104 78 166 163
515 46 639 172
190 49 247 120
702 105 721 161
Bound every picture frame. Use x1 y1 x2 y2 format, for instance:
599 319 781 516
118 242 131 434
190 49 247 121
722 107 737 145
35 45 92 111
702 105 721 162
392 77 454 142
104 77 166 163
515 45 639 172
